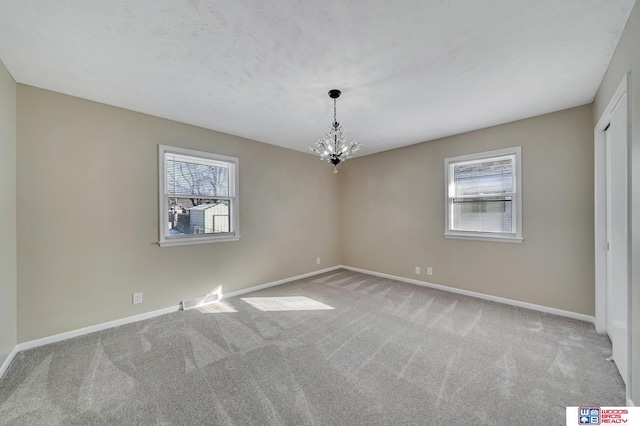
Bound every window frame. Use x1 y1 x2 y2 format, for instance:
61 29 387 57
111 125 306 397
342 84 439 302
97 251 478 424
158 145 240 247
444 146 523 243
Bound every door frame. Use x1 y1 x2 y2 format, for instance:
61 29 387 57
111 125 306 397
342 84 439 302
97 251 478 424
594 72 631 395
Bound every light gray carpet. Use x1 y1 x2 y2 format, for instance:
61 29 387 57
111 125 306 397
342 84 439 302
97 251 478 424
0 269 625 425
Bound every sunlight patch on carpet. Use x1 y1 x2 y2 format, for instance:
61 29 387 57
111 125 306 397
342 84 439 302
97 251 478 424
241 296 335 312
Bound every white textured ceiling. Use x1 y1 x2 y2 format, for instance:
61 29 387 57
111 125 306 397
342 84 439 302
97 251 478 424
0 0 635 156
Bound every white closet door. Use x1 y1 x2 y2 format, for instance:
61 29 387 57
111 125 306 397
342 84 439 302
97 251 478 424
605 91 628 386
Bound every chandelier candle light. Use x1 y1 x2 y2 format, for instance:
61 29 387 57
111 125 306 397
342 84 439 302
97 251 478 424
310 89 361 173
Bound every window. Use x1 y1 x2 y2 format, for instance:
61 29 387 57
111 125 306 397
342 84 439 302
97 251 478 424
159 145 239 247
444 146 522 243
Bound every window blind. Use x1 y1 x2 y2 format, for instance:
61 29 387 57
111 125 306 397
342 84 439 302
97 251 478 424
451 155 515 234
166 153 230 198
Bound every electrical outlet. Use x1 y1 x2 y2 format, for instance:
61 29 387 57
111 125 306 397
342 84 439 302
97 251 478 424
317 257 321 265
415 266 421 275
133 292 143 305
427 267 433 276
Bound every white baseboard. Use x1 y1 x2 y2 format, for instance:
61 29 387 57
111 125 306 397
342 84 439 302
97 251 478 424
221 265 342 300
16 305 182 352
0 346 19 380
13 265 343 355
340 265 595 324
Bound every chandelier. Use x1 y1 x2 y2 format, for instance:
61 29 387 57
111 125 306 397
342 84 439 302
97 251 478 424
309 89 361 173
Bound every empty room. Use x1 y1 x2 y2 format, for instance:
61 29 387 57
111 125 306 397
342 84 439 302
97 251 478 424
1 1 639 425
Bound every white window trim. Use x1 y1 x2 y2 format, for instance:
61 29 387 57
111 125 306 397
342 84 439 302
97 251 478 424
158 145 240 247
444 146 523 243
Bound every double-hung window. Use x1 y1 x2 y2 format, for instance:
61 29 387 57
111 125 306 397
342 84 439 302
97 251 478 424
444 146 522 242
159 145 239 247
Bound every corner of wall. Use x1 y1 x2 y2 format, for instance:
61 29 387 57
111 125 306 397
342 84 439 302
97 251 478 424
0 57 18 377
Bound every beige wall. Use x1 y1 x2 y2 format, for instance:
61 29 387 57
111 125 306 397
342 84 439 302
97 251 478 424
594 1 640 405
0 59 17 369
16 85 341 342
341 105 594 315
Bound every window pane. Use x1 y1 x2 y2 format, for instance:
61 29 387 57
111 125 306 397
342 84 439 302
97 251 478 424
167 198 230 235
166 156 229 197
454 158 513 197
452 197 513 233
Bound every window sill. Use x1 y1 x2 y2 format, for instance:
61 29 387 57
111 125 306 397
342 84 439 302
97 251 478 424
444 232 523 243
159 235 240 247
